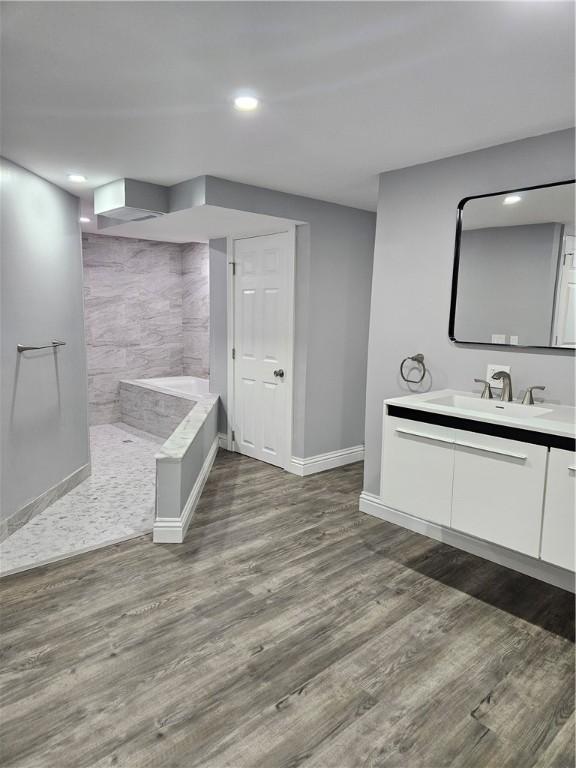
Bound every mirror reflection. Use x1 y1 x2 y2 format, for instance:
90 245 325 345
451 181 575 349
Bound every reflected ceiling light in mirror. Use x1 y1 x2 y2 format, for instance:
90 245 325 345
503 195 522 205
234 95 259 112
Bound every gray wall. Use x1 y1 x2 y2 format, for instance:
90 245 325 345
364 129 575 495
1 157 90 523
206 178 376 458
455 223 562 345
82 233 209 424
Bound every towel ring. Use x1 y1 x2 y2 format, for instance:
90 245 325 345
400 353 427 384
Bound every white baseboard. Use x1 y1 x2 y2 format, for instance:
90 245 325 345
289 445 364 477
359 491 575 593
153 437 219 544
218 432 229 450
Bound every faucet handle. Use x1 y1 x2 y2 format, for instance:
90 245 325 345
522 386 546 405
474 378 493 399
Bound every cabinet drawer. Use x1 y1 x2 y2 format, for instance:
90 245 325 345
541 449 575 571
451 430 547 557
381 416 454 526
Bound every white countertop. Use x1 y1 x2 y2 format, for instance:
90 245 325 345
385 389 576 440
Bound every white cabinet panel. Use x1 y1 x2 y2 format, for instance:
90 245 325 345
381 416 454 526
541 449 575 571
451 430 547 557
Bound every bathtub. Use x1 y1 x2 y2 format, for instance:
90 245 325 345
128 376 210 400
119 376 211 439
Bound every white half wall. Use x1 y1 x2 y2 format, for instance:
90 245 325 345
153 395 219 544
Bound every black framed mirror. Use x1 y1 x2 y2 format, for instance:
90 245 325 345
449 179 575 350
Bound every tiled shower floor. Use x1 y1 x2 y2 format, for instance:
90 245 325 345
0 424 163 576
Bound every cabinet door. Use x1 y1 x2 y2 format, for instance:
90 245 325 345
541 449 575 571
451 430 547 557
381 416 454 526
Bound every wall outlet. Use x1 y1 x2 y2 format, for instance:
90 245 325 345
487 364 511 389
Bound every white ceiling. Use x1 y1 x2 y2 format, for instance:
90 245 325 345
1 1 574 213
463 183 575 230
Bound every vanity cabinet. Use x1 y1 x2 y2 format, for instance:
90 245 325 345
380 404 575 581
381 417 453 526
450 430 547 557
540 449 576 570
372 390 576 591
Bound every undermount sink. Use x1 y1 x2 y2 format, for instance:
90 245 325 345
427 394 553 419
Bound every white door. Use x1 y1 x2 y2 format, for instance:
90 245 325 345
232 231 293 468
552 237 575 348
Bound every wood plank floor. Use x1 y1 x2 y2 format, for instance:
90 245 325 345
0 450 574 768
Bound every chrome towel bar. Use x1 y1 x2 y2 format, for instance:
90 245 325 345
17 340 66 353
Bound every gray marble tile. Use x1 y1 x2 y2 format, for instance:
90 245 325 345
86 345 127 375
157 394 219 460
182 242 210 377
0 424 163 576
183 315 209 333
88 372 123 423
181 241 207 272
120 381 195 438
82 235 209 425
124 344 182 374
0 463 91 542
183 357 209 378
89 402 119 426
86 300 144 351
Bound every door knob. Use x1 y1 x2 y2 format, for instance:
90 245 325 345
273 369 285 378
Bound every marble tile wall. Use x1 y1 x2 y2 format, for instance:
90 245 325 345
182 242 210 377
120 381 197 439
82 234 209 424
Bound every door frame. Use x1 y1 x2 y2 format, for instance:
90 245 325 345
551 234 575 347
226 226 296 471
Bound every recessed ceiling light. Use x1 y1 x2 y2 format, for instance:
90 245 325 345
503 195 522 205
68 173 87 183
234 95 259 112
79 217 91 223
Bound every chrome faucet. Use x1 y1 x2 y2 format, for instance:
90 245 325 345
491 370 513 402
522 385 546 405
474 378 493 399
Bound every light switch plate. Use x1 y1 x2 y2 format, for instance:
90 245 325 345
487 363 511 389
